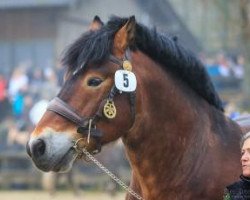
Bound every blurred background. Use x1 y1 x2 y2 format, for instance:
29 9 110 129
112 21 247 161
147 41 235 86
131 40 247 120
0 0 250 199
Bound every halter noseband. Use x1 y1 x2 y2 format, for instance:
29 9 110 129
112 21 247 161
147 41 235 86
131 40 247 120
46 51 136 154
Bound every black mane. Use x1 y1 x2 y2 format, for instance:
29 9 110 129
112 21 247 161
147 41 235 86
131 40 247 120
62 16 223 111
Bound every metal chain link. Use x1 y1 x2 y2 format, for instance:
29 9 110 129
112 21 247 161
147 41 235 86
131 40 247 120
80 147 144 200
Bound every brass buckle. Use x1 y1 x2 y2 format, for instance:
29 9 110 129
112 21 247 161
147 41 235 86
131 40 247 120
123 60 132 71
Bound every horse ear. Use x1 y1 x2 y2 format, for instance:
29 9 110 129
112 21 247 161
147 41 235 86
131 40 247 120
113 16 136 57
89 15 104 31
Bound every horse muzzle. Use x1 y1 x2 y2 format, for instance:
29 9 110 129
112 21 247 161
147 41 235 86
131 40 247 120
26 132 78 172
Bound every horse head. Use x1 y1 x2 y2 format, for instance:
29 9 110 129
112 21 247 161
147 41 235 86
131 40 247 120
27 16 137 172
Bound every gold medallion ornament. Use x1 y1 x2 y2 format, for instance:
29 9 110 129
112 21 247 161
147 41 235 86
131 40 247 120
123 60 132 71
103 100 117 119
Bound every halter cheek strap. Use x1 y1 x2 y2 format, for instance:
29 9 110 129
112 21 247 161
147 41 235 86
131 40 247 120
108 50 136 122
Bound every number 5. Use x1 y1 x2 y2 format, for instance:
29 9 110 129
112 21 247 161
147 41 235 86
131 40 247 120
123 74 129 88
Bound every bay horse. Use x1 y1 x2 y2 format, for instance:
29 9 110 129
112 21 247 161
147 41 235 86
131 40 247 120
27 16 244 199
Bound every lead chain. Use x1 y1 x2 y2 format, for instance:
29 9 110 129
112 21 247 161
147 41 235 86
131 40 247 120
80 147 144 200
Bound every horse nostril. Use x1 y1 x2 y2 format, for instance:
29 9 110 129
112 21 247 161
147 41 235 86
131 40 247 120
31 139 46 158
26 142 31 157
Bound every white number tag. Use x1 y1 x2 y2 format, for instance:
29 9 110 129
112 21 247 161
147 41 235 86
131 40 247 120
115 70 137 92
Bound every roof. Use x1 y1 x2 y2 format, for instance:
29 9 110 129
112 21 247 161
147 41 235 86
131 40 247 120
0 0 72 9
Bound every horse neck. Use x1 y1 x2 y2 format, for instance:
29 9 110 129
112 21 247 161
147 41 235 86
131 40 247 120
122 51 223 198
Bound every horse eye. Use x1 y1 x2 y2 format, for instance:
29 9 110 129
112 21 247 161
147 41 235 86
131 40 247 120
87 78 103 87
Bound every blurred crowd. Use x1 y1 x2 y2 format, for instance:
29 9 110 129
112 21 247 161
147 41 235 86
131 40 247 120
201 52 246 119
200 52 245 91
202 52 244 79
0 61 64 152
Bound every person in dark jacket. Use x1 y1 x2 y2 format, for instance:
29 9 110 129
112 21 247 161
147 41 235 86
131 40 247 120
224 132 250 200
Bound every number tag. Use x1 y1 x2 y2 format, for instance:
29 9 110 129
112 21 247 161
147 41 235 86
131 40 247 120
115 70 137 92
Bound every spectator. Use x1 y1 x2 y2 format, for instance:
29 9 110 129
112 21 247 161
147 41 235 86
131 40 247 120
216 53 231 77
233 54 245 80
41 67 60 100
29 68 45 101
8 67 29 119
224 132 250 199
55 61 65 87
0 73 7 102
8 67 28 101
0 73 11 122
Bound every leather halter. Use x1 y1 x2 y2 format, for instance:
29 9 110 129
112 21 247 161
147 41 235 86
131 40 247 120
46 51 136 154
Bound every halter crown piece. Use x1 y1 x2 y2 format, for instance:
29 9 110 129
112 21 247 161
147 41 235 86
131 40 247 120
103 57 133 119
